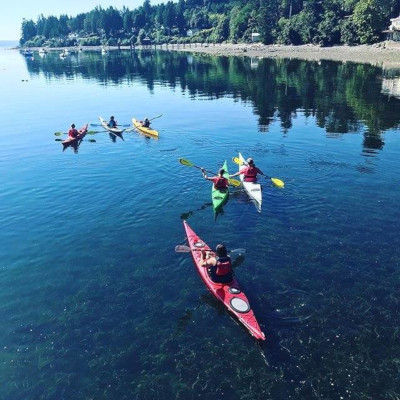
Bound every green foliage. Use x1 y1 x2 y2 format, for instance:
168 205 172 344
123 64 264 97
21 19 37 43
137 29 147 45
79 36 101 46
341 17 359 45
210 15 229 43
229 5 252 43
352 0 388 44
18 0 397 46
316 11 342 46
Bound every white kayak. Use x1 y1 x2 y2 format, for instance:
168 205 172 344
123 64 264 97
238 152 262 212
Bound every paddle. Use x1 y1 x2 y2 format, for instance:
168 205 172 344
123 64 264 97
179 158 241 187
232 157 284 188
175 245 246 254
54 130 99 136
149 114 163 121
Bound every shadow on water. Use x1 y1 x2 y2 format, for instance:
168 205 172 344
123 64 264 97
180 202 213 220
108 132 124 142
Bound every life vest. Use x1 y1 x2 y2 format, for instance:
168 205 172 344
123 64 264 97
68 128 78 138
215 256 232 276
214 177 228 190
243 166 258 182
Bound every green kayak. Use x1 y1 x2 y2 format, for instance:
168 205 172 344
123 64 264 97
212 160 229 213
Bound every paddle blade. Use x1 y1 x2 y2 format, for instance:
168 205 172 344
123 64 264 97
229 178 241 187
54 132 65 136
230 248 246 254
232 157 245 165
271 178 284 188
179 158 194 167
175 245 191 252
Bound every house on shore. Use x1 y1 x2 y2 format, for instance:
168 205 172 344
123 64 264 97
384 15 400 41
251 33 261 43
186 29 200 37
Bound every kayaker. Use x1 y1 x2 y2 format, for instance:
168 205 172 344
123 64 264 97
140 118 151 128
68 124 79 138
230 158 265 182
108 116 117 128
201 168 229 191
201 244 233 284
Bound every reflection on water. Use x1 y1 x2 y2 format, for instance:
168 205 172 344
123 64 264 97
24 49 400 151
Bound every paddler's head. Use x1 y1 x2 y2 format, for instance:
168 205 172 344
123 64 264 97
247 158 254 166
218 168 225 176
215 244 227 257
71 124 75 128
110 116 114 120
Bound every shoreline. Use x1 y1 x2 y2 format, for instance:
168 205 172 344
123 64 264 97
18 42 400 67
167 42 400 68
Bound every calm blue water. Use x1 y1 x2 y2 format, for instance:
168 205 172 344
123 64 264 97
1 46 400 399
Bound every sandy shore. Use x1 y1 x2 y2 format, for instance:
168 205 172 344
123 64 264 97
165 42 400 67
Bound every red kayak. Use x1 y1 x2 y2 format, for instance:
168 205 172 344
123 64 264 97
62 124 88 147
183 220 265 340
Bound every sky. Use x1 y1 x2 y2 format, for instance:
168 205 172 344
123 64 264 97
1 0 146 40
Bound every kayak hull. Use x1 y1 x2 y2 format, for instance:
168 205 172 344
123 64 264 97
212 160 229 212
183 220 265 341
132 118 159 137
238 152 262 212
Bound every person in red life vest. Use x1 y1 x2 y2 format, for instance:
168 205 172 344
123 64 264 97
230 158 265 182
201 244 234 284
68 124 79 138
201 168 229 191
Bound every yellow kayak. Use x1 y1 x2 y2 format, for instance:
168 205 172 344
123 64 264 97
132 118 159 138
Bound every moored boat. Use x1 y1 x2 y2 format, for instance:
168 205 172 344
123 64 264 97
132 118 159 138
212 160 229 213
182 220 265 341
238 152 262 212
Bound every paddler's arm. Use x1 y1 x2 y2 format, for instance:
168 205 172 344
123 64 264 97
201 251 216 267
229 170 243 178
201 168 212 181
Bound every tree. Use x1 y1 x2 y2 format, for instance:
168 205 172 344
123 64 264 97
20 19 36 44
229 4 252 42
352 0 388 44
164 2 176 29
42 16 60 38
257 0 280 44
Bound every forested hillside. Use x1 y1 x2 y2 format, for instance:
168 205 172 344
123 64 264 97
20 0 400 47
